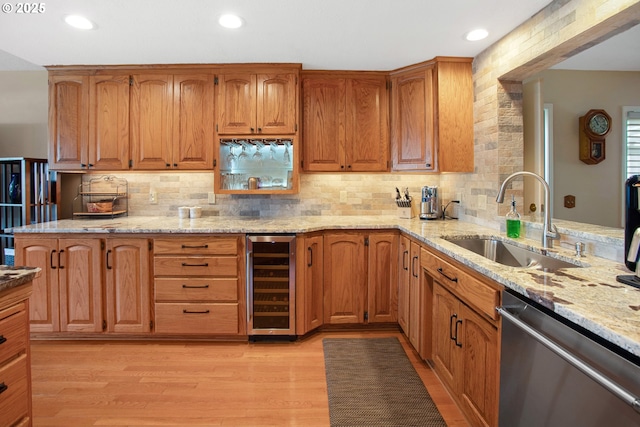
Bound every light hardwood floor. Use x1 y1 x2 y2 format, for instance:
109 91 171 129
30 331 470 426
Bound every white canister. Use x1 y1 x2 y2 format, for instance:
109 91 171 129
190 206 202 218
178 206 190 219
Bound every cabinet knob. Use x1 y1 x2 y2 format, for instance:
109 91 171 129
80 163 87 168
250 127 255 133
173 163 178 168
257 127 262 132
165 163 170 168
88 163 94 168
426 163 432 168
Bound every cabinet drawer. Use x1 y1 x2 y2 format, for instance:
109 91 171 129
155 278 238 302
154 256 238 277
422 248 500 320
0 305 28 365
154 237 238 255
154 303 238 334
0 354 29 427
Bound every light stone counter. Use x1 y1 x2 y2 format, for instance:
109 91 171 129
0 265 39 294
9 215 640 359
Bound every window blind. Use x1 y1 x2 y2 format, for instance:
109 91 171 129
626 111 640 178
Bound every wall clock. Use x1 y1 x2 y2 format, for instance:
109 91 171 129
578 109 611 165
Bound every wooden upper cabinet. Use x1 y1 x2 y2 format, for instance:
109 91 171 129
257 73 297 134
302 73 389 172
216 73 256 135
172 74 214 169
302 77 345 172
130 74 174 170
131 73 214 170
390 66 434 171
48 74 89 171
216 71 297 135
390 57 473 172
435 60 474 172
346 77 389 172
89 74 130 170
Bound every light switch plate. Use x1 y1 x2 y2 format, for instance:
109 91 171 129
149 191 157 204
208 192 216 204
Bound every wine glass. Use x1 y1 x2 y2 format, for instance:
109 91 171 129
252 140 265 164
238 140 250 162
269 141 278 161
225 140 237 168
283 140 291 165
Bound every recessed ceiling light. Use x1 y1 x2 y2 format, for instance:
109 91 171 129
219 14 243 29
64 14 95 30
465 28 489 41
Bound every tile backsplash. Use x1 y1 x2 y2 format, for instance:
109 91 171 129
96 171 470 218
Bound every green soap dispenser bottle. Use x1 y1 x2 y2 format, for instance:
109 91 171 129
506 195 521 238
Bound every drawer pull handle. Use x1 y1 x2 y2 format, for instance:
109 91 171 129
181 244 209 249
182 284 210 289
183 309 210 314
454 319 463 347
437 267 458 283
0 335 6 345
0 382 7 395
181 262 209 267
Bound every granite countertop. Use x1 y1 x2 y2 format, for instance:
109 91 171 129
0 265 40 294
9 215 640 359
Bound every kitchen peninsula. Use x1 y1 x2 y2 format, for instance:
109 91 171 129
10 215 639 358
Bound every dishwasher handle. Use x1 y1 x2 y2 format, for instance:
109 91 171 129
497 306 640 415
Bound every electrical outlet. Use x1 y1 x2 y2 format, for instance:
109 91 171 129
208 192 216 204
149 191 157 204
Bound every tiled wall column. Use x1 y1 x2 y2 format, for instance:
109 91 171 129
458 0 640 228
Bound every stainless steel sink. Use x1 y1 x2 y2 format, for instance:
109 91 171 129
444 237 583 271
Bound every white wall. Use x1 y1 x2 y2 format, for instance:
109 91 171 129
525 69 640 228
0 70 48 158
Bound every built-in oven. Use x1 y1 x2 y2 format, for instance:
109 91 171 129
246 235 296 337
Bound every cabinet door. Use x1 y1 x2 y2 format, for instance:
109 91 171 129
296 235 324 334
459 304 499 427
48 75 89 171
130 74 174 169
301 77 346 171
89 74 130 170
408 241 422 349
367 233 398 323
397 235 410 333
15 238 60 332
58 238 103 333
173 74 215 169
216 73 256 134
105 238 151 333
432 282 461 393
390 67 435 171
346 77 389 172
257 73 297 134
323 233 366 324
436 60 474 173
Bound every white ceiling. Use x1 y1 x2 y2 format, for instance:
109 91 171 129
0 0 555 71
0 0 637 73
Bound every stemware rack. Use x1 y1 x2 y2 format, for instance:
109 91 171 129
72 175 128 219
218 138 295 192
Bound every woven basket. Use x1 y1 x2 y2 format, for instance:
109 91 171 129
86 201 113 213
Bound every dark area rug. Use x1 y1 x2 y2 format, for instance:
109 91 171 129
323 337 447 427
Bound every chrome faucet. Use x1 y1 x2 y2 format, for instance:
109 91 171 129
496 171 559 249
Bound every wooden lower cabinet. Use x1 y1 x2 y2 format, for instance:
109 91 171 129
296 233 324 335
0 282 33 427
424 247 501 427
15 235 151 335
16 237 103 333
152 236 244 335
104 238 152 333
323 231 397 325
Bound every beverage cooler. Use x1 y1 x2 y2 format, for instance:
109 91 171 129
246 235 296 337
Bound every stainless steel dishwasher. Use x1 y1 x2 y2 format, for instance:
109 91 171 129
497 290 640 427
